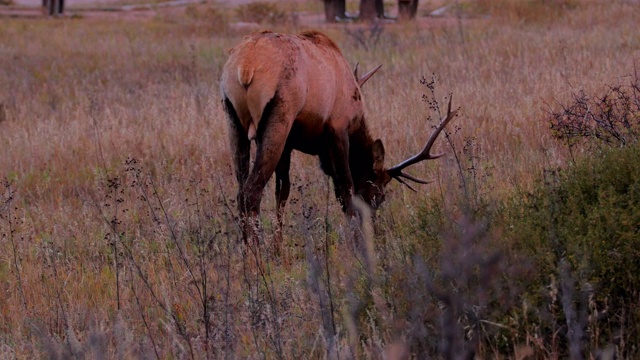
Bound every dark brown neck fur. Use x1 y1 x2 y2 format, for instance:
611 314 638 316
348 118 375 192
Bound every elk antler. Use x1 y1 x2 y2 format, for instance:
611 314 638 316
354 63 382 87
387 96 458 190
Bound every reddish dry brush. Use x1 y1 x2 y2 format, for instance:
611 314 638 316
549 71 640 149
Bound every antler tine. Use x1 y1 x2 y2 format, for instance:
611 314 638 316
357 64 382 87
354 62 359 79
395 171 432 185
388 96 458 183
394 175 419 192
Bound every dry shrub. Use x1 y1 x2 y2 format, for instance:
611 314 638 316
549 71 640 149
504 143 640 358
235 1 287 25
469 0 578 23
184 4 227 33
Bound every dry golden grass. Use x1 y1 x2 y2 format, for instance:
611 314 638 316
1 0 639 357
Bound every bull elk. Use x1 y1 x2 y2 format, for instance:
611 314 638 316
220 30 457 242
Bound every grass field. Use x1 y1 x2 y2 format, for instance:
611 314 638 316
1 0 640 358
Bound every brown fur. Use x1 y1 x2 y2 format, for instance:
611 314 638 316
297 30 341 51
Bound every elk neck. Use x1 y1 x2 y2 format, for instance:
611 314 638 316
347 116 377 190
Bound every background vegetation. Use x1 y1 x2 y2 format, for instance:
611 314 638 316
1 0 639 358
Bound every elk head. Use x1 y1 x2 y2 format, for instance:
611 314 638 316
354 96 458 211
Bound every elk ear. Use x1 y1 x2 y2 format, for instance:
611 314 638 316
372 139 385 171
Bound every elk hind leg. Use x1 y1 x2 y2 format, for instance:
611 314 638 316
242 100 293 247
223 97 251 237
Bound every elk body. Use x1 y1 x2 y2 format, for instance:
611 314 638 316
220 30 456 241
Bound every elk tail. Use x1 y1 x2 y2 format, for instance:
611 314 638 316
247 122 257 141
238 66 254 87
237 65 258 140
238 63 278 142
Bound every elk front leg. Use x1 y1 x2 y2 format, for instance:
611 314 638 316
321 127 368 251
275 149 292 249
325 129 357 218
231 135 250 217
